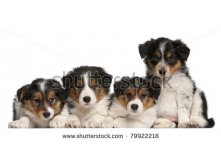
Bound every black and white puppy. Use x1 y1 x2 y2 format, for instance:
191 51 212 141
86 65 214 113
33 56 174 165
54 66 113 128
8 78 67 128
109 77 160 128
139 37 215 128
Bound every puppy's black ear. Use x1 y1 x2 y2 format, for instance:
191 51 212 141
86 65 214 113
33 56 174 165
139 44 147 59
62 74 74 89
138 39 154 59
17 84 30 103
174 40 190 61
49 79 62 89
113 81 121 97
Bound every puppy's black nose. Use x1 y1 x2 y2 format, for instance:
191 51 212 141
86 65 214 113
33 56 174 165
159 68 166 75
83 96 91 103
43 112 50 118
131 104 139 110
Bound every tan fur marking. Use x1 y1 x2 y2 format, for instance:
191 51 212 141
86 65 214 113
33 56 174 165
156 50 161 57
69 89 80 103
143 97 155 110
169 60 182 75
95 88 107 102
47 91 62 114
166 52 173 58
23 100 43 117
89 78 96 87
117 96 129 109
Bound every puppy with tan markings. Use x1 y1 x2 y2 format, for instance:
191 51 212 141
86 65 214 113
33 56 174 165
109 77 160 128
8 79 67 128
54 66 114 128
139 37 215 128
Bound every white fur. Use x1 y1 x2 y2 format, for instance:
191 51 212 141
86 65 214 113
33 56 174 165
8 98 51 128
127 98 144 113
156 71 208 128
46 107 55 120
109 97 157 128
8 117 33 128
153 118 176 128
66 95 112 128
159 42 167 56
49 103 70 128
77 74 97 106
64 72 112 128
39 81 46 92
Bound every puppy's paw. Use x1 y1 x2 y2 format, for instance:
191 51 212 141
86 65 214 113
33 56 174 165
153 118 176 128
82 121 99 128
100 116 114 128
65 119 81 128
190 116 207 128
178 121 199 128
49 116 67 128
8 120 30 128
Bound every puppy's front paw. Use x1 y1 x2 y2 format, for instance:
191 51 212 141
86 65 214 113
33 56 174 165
49 116 67 128
178 121 199 128
82 121 99 128
8 120 30 128
100 116 114 128
153 118 176 128
65 119 81 128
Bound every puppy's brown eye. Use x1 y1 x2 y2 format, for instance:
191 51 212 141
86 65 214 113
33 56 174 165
49 98 56 104
32 98 40 106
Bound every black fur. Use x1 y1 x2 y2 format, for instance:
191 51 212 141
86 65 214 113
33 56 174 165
139 37 215 128
114 76 160 100
18 79 67 104
13 78 67 121
139 37 190 66
62 66 113 92
200 92 215 128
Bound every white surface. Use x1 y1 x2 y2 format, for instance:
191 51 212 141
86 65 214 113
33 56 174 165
0 0 220 166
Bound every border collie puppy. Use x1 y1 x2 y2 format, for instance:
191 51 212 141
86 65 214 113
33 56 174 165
139 37 215 128
8 79 67 128
109 77 160 128
60 66 113 128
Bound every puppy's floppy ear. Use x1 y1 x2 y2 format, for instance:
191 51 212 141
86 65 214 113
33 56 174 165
113 81 121 97
173 39 190 61
62 74 74 89
138 39 154 59
17 84 30 103
139 44 147 59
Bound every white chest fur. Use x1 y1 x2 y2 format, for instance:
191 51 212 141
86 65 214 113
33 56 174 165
156 72 194 122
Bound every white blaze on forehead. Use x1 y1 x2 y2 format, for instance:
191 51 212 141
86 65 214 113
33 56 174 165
159 42 167 56
159 42 167 64
78 73 97 106
39 81 46 92
83 73 89 88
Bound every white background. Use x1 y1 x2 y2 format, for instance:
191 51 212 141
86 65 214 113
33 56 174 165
0 0 221 167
